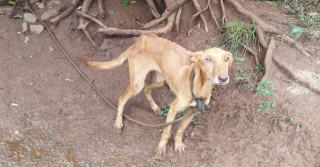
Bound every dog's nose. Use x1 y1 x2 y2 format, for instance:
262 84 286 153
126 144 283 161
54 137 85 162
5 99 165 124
218 74 228 83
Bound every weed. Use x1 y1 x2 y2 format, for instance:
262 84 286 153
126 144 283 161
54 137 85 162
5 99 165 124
176 111 185 119
255 63 264 73
221 22 257 54
259 101 276 113
256 79 275 96
159 104 170 116
234 56 246 62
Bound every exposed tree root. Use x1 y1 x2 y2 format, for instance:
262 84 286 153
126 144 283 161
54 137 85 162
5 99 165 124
191 0 209 32
219 0 227 24
49 0 81 25
226 0 311 57
175 7 182 33
242 43 259 65
143 0 188 29
77 0 97 47
260 38 275 84
256 25 268 49
98 0 105 19
208 0 221 31
273 56 320 96
77 11 177 36
146 0 161 19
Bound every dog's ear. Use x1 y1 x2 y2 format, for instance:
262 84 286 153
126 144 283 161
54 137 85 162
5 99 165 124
191 50 204 63
227 52 233 68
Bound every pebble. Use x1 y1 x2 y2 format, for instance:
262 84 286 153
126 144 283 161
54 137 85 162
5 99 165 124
22 21 28 34
49 46 54 52
36 3 45 9
30 25 44 34
24 13 37 23
40 9 58 21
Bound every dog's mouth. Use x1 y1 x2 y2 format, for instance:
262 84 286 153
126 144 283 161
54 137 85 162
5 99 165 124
211 76 229 85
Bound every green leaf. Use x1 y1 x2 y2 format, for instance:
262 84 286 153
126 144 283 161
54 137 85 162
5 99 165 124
77 6 82 10
308 12 318 16
234 56 246 62
267 1 278 8
233 76 246 81
8 0 15 5
121 0 130 6
290 27 303 35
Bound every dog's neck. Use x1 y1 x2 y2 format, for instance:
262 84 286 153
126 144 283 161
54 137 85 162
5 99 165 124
191 64 213 99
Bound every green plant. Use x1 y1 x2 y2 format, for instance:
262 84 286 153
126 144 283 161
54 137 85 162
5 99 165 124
221 22 257 54
255 63 264 73
256 79 275 96
259 101 276 113
234 56 246 62
159 104 170 116
175 111 185 119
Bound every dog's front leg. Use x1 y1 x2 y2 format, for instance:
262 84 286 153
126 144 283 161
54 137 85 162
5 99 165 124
155 98 188 156
174 107 195 154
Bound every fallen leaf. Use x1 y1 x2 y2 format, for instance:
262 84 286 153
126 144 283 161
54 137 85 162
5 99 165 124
65 78 72 83
121 0 130 6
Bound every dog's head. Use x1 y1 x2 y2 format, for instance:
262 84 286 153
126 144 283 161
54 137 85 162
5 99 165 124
191 48 233 85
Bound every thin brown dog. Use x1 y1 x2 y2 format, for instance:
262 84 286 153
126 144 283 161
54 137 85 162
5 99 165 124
85 34 233 156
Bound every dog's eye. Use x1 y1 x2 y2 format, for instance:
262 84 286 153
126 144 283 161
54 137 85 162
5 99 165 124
205 58 212 62
224 56 229 62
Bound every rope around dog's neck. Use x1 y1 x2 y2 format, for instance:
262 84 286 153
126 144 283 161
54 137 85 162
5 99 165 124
25 1 197 128
190 72 211 112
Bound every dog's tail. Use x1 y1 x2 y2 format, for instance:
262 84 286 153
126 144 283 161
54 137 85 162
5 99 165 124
84 49 130 70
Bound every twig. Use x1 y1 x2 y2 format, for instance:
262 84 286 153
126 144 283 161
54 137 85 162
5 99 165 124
98 0 105 19
76 11 107 28
49 0 81 25
146 0 160 19
175 7 182 33
77 0 96 47
191 0 209 32
260 38 275 84
143 0 188 29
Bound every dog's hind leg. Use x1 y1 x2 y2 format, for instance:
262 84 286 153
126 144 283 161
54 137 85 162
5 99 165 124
115 72 148 133
144 71 165 115
174 107 195 154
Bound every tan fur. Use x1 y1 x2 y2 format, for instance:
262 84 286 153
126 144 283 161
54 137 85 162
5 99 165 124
85 34 233 156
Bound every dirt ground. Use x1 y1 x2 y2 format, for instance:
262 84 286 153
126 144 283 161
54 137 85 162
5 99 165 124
0 0 320 166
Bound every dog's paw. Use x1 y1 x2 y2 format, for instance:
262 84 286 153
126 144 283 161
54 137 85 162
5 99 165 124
155 141 167 157
151 105 161 115
174 141 186 155
114 121 123 134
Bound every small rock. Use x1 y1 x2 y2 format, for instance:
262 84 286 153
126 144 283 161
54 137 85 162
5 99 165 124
22 22 28 34
24 13 37 23
200 152 209 160
24 36 29 43
47 0 61 8
29 0 40 4
36 2 45 9
40 9 58 21
30 25 44 34
49 46 54 52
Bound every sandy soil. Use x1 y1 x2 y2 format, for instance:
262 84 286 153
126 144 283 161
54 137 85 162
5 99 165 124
0 0 319 166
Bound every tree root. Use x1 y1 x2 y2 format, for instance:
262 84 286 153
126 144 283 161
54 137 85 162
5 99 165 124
77 11 177 36
219 0 227 24
208 0 221 31
226 0 311 57
273 55 320 96
175 7 182 33
143 0 188 29
146 0 161 19
242 43 259 65
77 0 97 47
190 0 209 32
260 38 275 84
256 25 268 49
49 0 81 25
98 0 105 19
